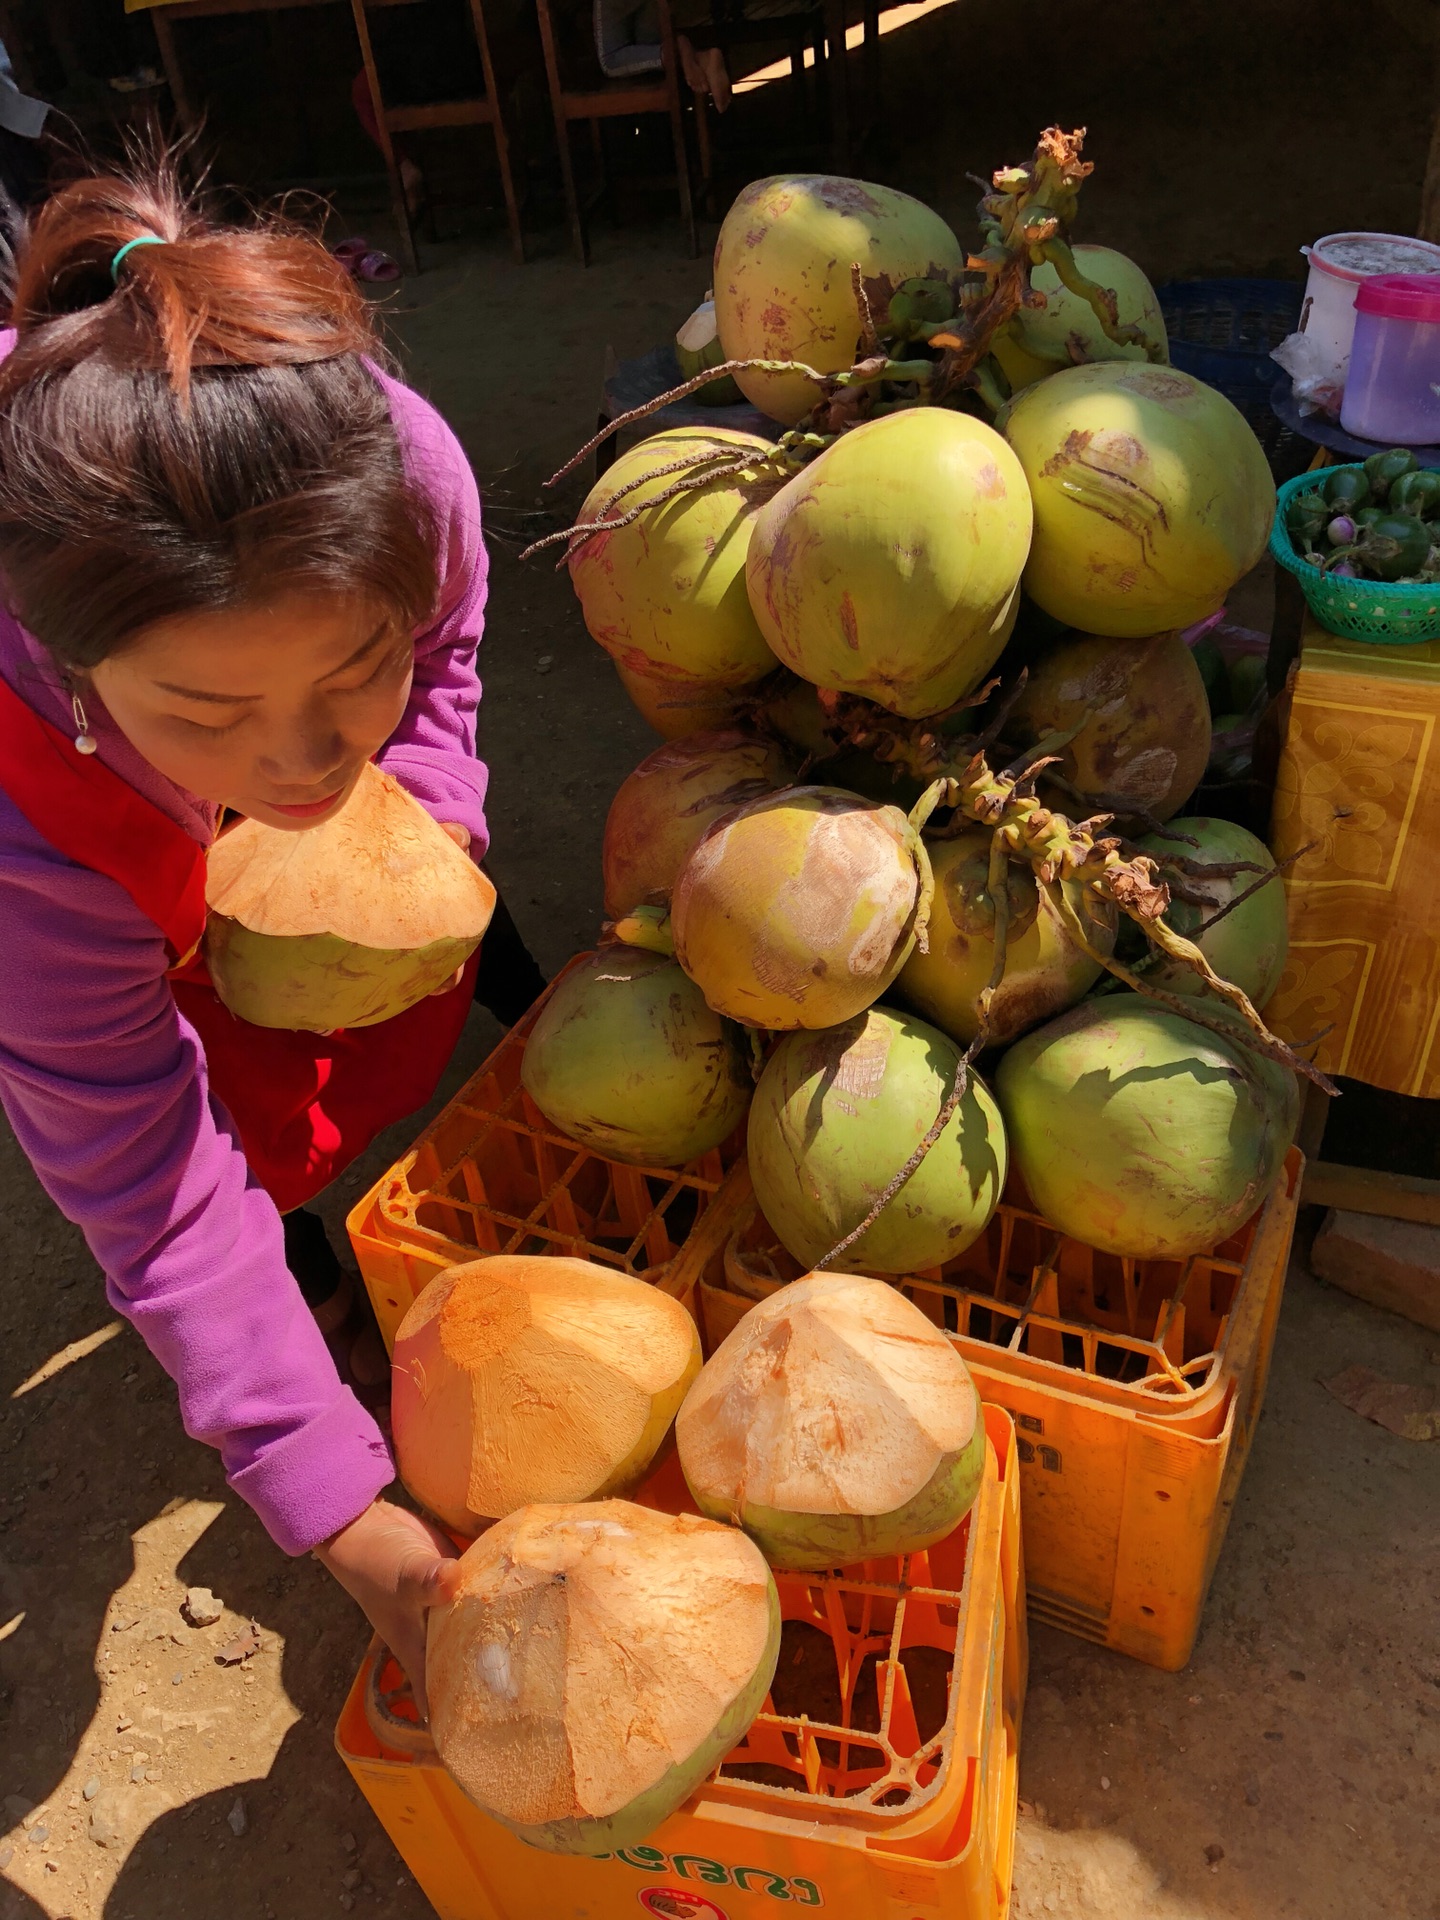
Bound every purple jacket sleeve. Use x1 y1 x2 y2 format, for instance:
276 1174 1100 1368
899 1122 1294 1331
372 372 490 857
0 799 394 1554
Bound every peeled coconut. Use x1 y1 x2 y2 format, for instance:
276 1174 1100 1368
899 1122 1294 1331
899 828 1116 1046
675 295 743 405
677 1272 985 1570
1008 629 1212 822
672 786 924 1030
521 948 750 1166
568 427 780 690
427 1501 779 1854
746 409 1033 718
392 1257 701 1534
602 730 791 920
996 995 1298 1259
992 244 1168 393
203 762 494 1032
713 175 965 425
611 660 759 740
748 1006 1007 1273
1137 817 1289 1009
1004 362 1274 637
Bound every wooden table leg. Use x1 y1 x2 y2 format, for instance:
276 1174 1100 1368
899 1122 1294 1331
152 13 197 133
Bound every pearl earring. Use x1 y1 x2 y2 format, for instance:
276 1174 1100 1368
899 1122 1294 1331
72 689 97 755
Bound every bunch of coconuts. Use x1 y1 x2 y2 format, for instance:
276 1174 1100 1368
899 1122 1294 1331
517 165 1298 1278
390 1254 986 1853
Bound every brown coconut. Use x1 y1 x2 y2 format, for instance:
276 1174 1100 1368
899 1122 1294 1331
612 661 762 741
392 1256 701 1535
1007 629 1212 822
602 730 791 921
426 1501 780 1854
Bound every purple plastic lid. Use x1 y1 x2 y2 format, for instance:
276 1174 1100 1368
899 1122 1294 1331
1354 274 1440 322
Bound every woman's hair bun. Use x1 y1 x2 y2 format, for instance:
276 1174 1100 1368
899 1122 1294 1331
7 156 374 398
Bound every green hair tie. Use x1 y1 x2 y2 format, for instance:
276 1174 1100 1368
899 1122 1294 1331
111 235 166 283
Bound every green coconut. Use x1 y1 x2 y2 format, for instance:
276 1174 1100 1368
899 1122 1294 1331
991 243 1168 393
521 948 751 1166
748 1006 1007 1273
746 408 1033 718
677 1271 985 1570
602 729 791 921
996 995 1298 1259
568 427 781 689
426 1501 780 1855
1004 362 1274 638
1136 817 1289 1009
713 174 967 425
203 763 495 1032
1007 628 1212 822
671 786 924 1031
898 828 1116 1046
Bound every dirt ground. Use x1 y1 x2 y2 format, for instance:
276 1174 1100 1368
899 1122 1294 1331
4 4 1440 1914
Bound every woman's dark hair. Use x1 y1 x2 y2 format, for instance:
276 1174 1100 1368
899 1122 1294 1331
0 159 439 669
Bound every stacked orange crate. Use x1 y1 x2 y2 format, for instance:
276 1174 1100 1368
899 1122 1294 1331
701 1151 1302 1670
346 959 751 1350
336 1407 1025 1920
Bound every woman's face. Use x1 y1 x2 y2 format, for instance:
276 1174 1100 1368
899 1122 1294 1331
89 592 413 831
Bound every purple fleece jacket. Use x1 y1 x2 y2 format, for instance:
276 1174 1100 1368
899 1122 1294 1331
0 345 489 1554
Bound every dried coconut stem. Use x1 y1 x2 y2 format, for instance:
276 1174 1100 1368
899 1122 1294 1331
815 829 1011 1270
1189 841 1316 935
543 358 828 489
851 261 881 357
1049 883 1334 1092
520 457 754 562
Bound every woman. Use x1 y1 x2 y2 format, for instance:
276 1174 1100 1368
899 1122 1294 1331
0 162 537 1711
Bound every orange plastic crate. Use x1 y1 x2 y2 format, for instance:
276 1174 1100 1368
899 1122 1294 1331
336 1407 1025 1920
347 956 750 1350
700 1150 1303 1671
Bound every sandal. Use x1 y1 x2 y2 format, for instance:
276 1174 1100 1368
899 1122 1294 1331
330 236 402 283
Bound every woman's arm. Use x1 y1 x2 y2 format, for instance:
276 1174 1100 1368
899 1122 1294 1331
372 371 490 856
0 801 393 1554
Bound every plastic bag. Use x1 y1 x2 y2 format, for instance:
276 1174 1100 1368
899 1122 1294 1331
1271 330 1344 419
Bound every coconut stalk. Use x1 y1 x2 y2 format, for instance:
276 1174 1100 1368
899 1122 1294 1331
910 758 1333 1091
808 761 1330 1267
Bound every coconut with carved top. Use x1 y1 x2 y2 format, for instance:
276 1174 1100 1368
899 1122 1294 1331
676 1272 985 1570
392 1256 702 1535
203 761 494 1031
426 1501 780 1853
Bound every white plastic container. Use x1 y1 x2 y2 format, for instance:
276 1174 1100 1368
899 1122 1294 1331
1341 275 1440 445
1299 232 1440 384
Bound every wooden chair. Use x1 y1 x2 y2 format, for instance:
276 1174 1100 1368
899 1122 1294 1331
349 0 527 270
533 0 702 265
149 0 525 272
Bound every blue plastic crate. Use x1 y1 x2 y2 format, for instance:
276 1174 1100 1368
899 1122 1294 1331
1157 279 1307 477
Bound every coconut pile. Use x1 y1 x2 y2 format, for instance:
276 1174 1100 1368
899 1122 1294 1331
387 130 1322 1858
517 127 1314 1272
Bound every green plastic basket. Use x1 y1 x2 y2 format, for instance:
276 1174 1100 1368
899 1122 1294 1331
1270 466 1440 644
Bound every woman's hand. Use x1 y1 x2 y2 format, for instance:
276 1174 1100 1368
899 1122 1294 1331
429 820 473 996
314 1499 462 1717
